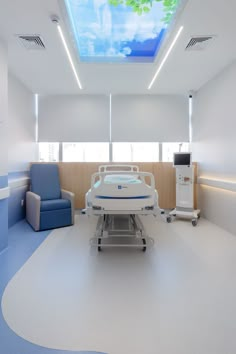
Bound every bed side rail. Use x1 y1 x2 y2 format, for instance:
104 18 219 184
91 171 155 189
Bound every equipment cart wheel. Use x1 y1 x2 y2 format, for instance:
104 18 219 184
142 238 147 252
98 238 102 251
166 216 172 223
192 219 197 227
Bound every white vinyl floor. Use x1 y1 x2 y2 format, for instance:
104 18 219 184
2 214 236 354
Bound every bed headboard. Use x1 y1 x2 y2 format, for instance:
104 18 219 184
98 165 139 173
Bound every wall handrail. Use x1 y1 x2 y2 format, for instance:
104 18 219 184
198 177 236 192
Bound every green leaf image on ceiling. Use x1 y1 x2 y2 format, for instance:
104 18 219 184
64 0 182 62
108 0 180 23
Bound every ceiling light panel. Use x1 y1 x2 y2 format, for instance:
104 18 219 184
64 0 184 63
56 22 82 89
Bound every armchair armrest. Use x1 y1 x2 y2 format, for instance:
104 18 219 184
26 191 41 231
61 189 75 225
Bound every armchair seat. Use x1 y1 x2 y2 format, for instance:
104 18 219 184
40 199 71 212
26 164 75 231
40 208 72 231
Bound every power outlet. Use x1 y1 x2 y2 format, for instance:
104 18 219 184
21 199 25 207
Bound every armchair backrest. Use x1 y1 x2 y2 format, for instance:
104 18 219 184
30 164 61 200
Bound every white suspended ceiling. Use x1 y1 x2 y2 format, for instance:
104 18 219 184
0 0 235 95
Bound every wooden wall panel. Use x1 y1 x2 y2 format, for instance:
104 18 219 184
54 162 198 210
58 162 101 208
153 162 176 209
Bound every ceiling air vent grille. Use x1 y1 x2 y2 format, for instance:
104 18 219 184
185 36 215 51
16 35 45 50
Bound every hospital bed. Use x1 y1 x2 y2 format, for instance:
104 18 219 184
86 165 161 251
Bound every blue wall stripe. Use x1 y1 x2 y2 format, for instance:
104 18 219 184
0 175 8 188
0 199 8 252
8 170 29 181
8 185 28 228
8 171 30 227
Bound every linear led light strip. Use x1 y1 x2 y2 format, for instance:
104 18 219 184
51 15 82 90
148 26 184 90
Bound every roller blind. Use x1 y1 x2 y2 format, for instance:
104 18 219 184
111 95 189 142
38 95 110 142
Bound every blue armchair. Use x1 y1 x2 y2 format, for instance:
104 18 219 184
26 164 74 231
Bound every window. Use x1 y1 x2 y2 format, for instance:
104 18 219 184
38 142 190 163
112 143 159 162
162 142 189 162
38 143 59 162
62 143 109 162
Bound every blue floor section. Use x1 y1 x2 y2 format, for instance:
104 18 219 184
0 220 106 354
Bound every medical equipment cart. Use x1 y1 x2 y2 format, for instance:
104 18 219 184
167 154 200 226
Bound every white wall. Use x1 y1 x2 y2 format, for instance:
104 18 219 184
8 73 36 172
192 60 236 235
0 39 8 177
0 38 8 251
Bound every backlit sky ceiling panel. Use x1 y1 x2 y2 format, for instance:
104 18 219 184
64 0 181 63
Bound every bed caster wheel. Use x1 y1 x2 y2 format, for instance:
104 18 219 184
98 238 102 251
197 213 201 219
166 216 172 223
192 219 197 227
142 238 146 252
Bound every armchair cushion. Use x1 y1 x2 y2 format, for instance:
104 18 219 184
40 209 72 231
30 164 61 200
40 199 71 212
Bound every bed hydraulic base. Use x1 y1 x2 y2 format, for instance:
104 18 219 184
90 214 154 252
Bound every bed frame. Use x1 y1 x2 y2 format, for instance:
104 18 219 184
86 165 162 251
